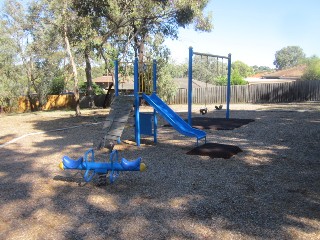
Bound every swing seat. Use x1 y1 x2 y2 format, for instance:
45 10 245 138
215 105 223 110
200 107 208 115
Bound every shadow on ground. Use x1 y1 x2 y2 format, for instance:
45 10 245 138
0 107 319 239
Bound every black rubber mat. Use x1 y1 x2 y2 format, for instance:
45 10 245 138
164 118 254 130
190 117 254 130
186 143 243 159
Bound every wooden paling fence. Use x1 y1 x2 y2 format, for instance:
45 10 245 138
168 80 320 104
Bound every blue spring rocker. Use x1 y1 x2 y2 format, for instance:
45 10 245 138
59 148 146 184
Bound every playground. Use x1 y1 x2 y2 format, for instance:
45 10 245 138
0 102 319 239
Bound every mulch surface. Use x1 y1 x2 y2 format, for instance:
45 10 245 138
186 143 243 159
163 118 254 130
191 117 254 130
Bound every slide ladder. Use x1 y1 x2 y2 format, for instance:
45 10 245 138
94 95 134 149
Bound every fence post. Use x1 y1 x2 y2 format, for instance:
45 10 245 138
226 53 232 119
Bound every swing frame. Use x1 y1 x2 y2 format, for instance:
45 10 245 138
188 47 232 124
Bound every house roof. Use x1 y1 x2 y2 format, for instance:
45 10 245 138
88 76 215 90
173 78 216 89
262 65 306 79
117 78 215 90
92 75 113 83
118 79 134 90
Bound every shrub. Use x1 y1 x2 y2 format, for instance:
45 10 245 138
214 69 247 86
231 69 248 85
232 61 254 78
301 58 320 80
49 76 65 95
157 63 178 102
79 81 105 95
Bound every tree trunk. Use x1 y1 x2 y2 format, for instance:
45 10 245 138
103 82 114 108
138 40 145 63
84 47 95 108
98 45 110 76
136 38 147 93
26 61 38 111
64 25 81 116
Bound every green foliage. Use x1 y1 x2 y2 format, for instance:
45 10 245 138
214 69 247 86
214 76 228 86
73 0 213 36
301 57 320 80
0 10 26 110
49 76 65 95
0 72 22 111
232 61 254 78
92 65 108 79
273 46 306 70
193 60 215 84
2 0 65 110
79 81 104 95
231 69 248 85
193 55 228 85
157 62 178 102
166 62 188 78
252 65 273 74
192 55 247 85
172 63 188 78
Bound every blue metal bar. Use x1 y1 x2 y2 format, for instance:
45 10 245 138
152 59 158 143
188 47 193 126
114 60 119 97
134 58 140 146
153 59 157 93
193 52 229 59
153 110 157 144
226 53 232 119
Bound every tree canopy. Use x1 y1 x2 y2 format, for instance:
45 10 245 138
273 46 306 70
232 61 254 78
72 0 212 59
0 0 213 112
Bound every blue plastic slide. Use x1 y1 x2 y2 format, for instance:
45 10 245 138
142 93 206 145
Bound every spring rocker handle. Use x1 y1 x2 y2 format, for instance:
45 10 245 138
83 148 95 182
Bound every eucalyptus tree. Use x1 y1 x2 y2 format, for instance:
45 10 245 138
2 0 63 110
34 0 95 114
72 0 213 100
73 0 213 60
46 0 121 109
40 0 83 115
0 18 24 111
25 1 65 110
69 15 104 108
273 46 306 70
1 1 28 109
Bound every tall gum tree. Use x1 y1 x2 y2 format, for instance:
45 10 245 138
2 0 63 111
44 0 82 115
72 0 213 58
72 0 213 94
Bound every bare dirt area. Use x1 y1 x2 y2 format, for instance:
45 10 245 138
0 102 319 239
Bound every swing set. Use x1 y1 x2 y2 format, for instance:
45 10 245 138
188 47 232 124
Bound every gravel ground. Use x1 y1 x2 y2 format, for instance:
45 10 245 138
0 102 319 240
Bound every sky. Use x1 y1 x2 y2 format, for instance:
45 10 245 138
1 0 319 68
165 0 320 68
